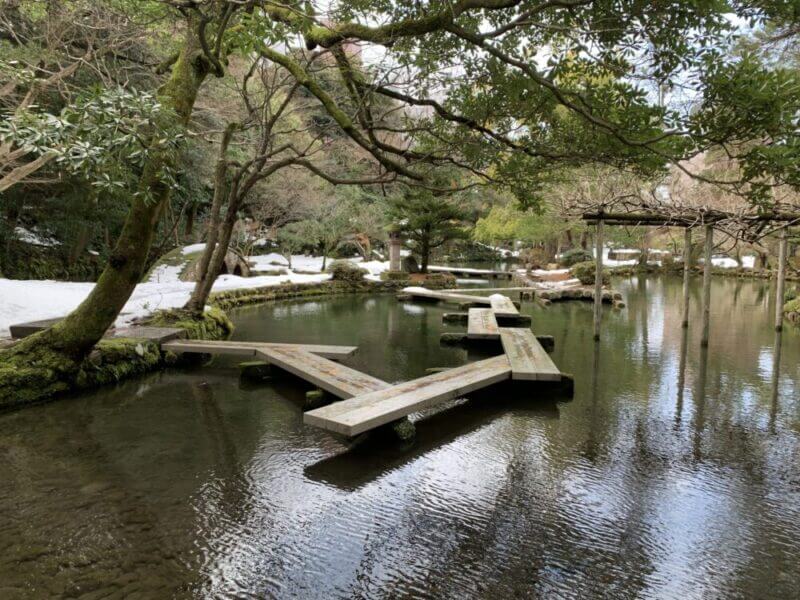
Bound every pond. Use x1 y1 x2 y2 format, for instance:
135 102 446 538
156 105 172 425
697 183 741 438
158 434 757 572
1 275 799 599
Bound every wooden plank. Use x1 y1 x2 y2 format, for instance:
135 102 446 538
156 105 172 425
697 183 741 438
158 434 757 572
467 308 499 339
499 328 561 381
161 339 358 360
109 327 185 343
428 266 512 278
256 345 388 399
304 355 511 436
448 287 532 293
401 287 492 306
9 317 62 339
489 294 519 317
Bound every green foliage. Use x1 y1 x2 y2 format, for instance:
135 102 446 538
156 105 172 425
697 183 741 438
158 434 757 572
328 260 367 282
474 204 576 247
387 187 468 270
560 248 594 267
1 86 183 199
571 261 609 286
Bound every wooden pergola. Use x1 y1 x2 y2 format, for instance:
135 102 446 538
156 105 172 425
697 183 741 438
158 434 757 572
582 211 800 344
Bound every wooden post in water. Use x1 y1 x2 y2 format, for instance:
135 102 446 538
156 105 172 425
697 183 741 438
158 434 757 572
682 227 691 328
593 218 604 340
775 228 788 332
701 224 713 347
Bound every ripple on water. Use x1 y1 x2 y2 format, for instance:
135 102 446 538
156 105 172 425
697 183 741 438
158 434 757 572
1 279 800 598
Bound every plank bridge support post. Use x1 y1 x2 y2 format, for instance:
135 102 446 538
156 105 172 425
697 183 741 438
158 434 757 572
593 217 604 340
775 228 788 332
701 224 713 347
682 227 692 328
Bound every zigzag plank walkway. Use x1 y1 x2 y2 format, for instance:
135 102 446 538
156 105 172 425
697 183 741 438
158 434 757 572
467 308 499 339
160 289 563 439
161 339 357 360
499 328 560 381
255 345 389 399
304 355 512 436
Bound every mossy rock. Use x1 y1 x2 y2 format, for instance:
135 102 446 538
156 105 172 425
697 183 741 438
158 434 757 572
422 272 457 289
559 248 593 267
380 270 410 282
141 306 234 340
570 261 610 286
784 297 800 326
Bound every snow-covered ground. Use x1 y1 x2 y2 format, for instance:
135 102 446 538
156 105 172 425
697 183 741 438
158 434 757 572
593 247 758 269
0 248 393 337
0 242 762 337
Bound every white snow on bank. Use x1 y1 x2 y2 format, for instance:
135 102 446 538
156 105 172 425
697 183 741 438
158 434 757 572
147 263 184 284
0 246 395 336
181 243 208 255
0 270 333 337
428 265 505 275
704 255 756 269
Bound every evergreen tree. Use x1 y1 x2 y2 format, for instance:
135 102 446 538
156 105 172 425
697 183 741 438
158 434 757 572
388 189 467 273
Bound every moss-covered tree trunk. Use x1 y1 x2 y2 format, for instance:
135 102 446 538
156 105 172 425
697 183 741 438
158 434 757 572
184 124 238 314
0 16 215 407
185 191 240 314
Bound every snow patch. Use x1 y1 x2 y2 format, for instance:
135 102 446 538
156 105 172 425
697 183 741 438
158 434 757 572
14 226 59 247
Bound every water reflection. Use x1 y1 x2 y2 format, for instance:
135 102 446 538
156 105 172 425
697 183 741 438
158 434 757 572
675 326 688 428
0 276 798 598
770 330 782 433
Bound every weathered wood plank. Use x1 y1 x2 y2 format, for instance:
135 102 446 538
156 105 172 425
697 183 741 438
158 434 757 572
110 327 186 343
401 287 493 305
9 317 62 339
467 308 499 339
161 339 358 360
499 327 560 381
428 266 513 279
304 355 511 436
489 294 520 317
256 345 388 399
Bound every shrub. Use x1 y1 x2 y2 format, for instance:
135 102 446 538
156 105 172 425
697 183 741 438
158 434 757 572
571 261 609 286
519 247 549 270
785 287 798 303
329 260 367 282
380 270 410 281
559 248 593 267
423 272 456 289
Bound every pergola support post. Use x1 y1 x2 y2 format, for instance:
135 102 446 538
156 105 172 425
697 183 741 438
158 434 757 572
593 218 604 340
682 227 691 328
775 229 788 332
701 224 713 347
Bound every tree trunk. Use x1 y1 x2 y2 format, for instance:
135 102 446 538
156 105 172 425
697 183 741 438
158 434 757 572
184 202 196 239
420 237 430 273
0 16 215 405
638 234 649 267
67 224 92 267
579 231 588 250
186 196 239 313
183 124 237 313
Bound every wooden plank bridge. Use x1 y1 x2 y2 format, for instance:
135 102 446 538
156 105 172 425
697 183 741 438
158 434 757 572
156 288 565 440
428 266 513 279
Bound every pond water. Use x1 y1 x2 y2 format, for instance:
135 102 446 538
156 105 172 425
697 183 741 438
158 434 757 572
1 276 799 599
